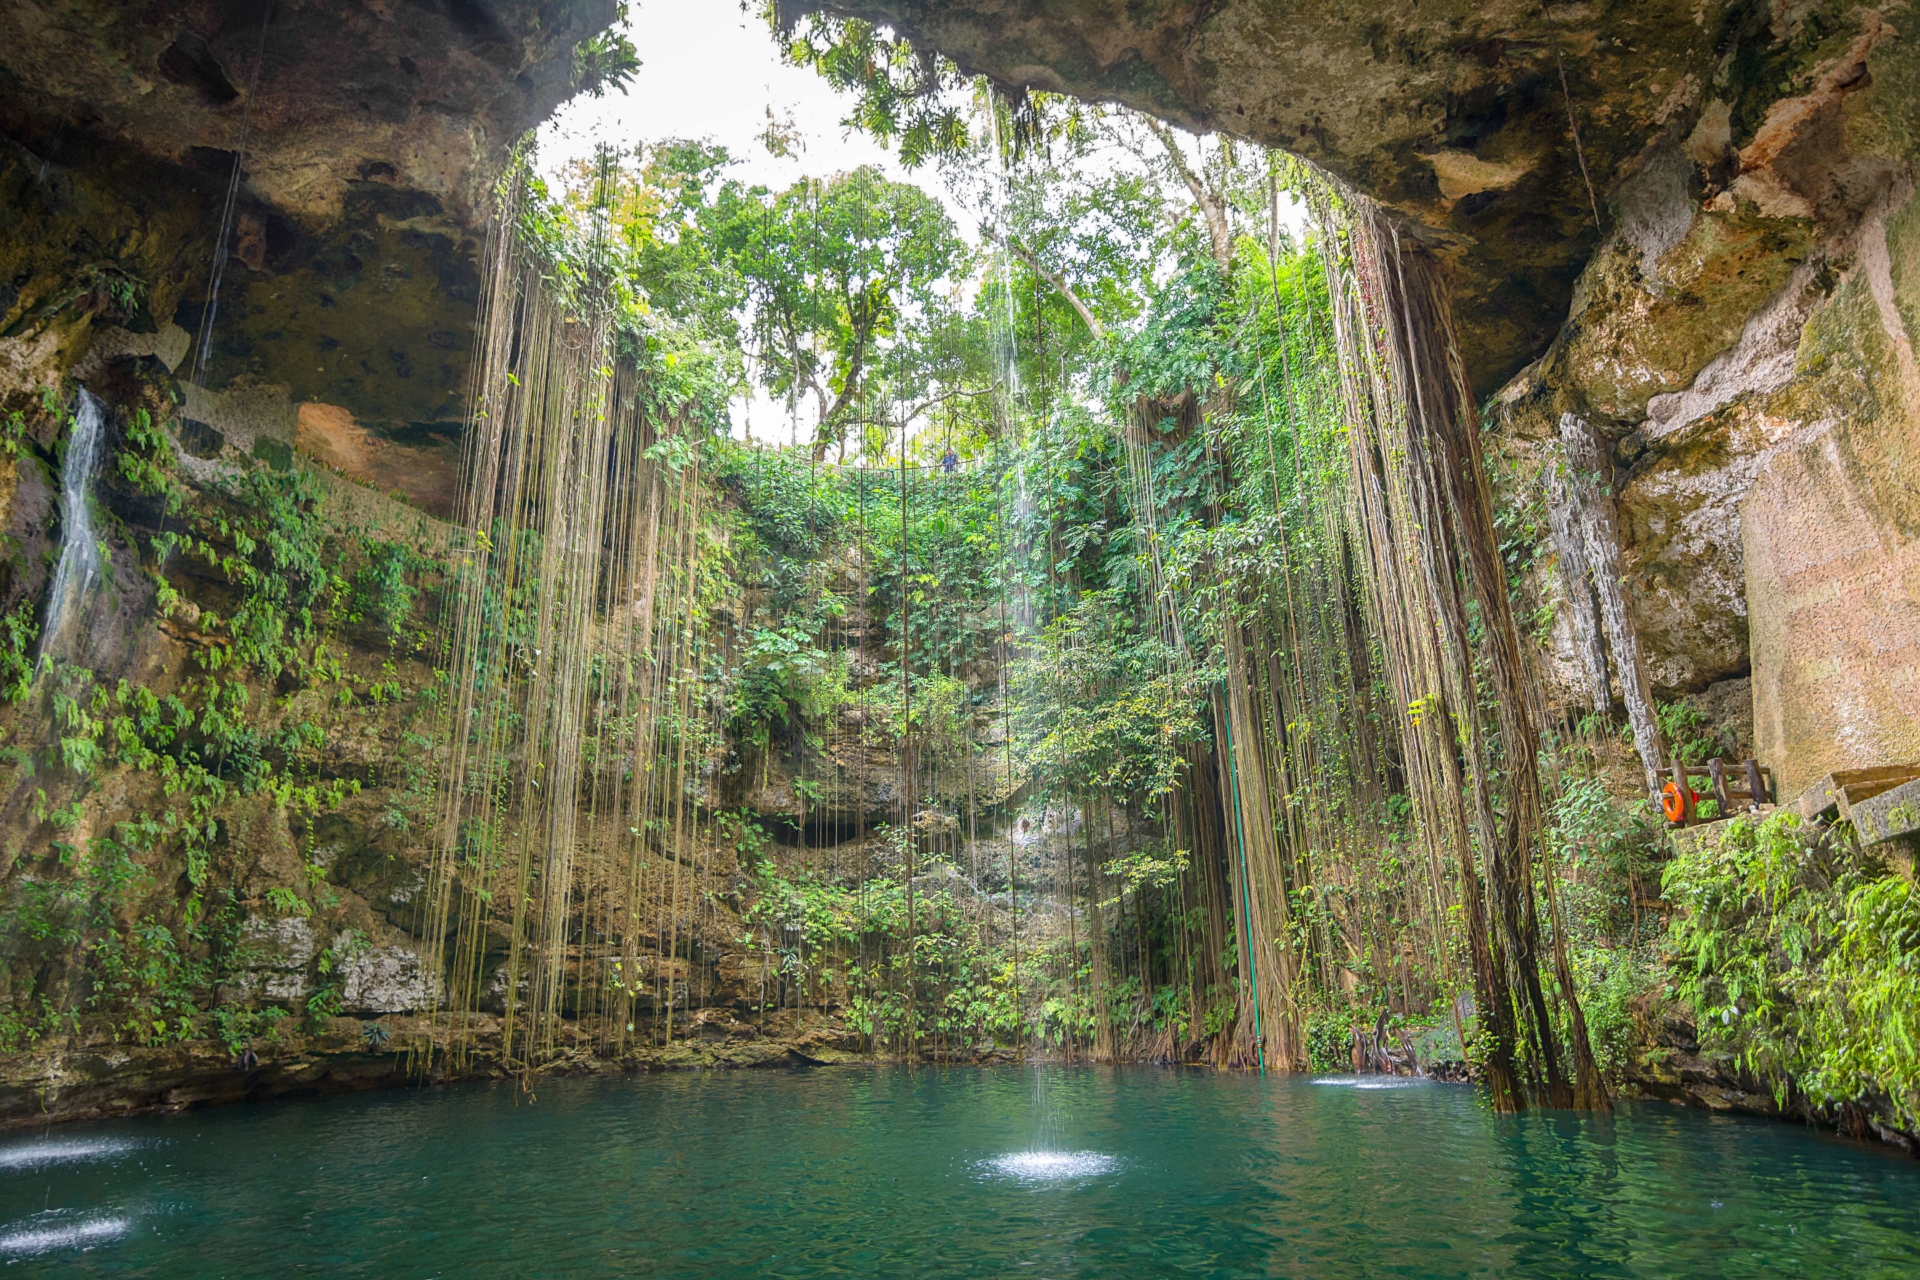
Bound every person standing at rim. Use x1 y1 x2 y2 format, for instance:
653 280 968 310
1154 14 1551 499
941 446 958 474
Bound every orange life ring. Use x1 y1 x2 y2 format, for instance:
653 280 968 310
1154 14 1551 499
1661 780 1695 823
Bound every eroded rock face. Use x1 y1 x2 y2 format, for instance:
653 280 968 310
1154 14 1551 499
1455 5 1916 791
336 933 439 1014
1 1 614 227
1745 195 1920 795
0 0 617 500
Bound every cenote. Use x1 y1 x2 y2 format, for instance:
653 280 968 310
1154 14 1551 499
6 1068 1920 1275
6 3 1920 1272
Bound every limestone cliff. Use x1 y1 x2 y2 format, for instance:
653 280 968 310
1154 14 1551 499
2 0 621 511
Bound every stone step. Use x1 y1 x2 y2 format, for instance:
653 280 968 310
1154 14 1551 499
1851 776 1920 848
1668 805 1779 859
1797 765 1920 824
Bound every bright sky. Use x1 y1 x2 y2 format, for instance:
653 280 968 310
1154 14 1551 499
538 1 962 446
534 2 1307 451
537 2 939 206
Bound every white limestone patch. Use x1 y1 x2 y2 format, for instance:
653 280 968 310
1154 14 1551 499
337 934 438 1014
222 914 319 1003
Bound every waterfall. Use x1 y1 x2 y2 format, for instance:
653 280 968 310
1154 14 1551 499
39 388 106 664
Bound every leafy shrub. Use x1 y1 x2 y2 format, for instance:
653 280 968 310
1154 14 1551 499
710 440 844 561
1571 943 1656 1077
1663 812 1920 1124
1549 776 1662 942
1656 698 1736 766
348 538 419 638
1305 1007 1351 1072
211 1006 287 1057
728 622 848 743
0 600 39 702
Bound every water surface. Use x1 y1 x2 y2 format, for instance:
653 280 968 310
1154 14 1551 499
3 1067 1918 1276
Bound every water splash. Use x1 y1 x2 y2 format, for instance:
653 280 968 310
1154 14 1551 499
982 1151 1118 1182
0 1216 130 1257
0 1137 138 1170
1310 1076 1432 1090
39 387 106 662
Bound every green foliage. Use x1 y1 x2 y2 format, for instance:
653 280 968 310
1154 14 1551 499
705 167 964 457
1572 943 1657 1078
1656 698 1736 766
0 416 408 1055
770 7 970 167
710 439 845 561
0 599 39 702
0 405 28 456
1305 1008 1351 1072
116 407 184 513
91 915 207 1046
211 1005 287 1057
346 538 420 638
1012 590 1204 805
1101 846 1189 900
730 622 848 742
265 886 310 918
1664 812 1920 1125
573 26 640 99
306 930 368 1032
1549 776 1663 941
207 468 333 678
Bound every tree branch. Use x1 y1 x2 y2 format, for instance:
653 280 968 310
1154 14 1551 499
841 381 1004 430
1140 117 1234 276
986 229 1106 340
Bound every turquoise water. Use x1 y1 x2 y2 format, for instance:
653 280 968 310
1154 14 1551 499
3 1068 1919 1276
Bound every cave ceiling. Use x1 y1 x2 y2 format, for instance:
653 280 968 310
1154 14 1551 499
0 0 615 433
794 0 1816 397
0 1 1897 422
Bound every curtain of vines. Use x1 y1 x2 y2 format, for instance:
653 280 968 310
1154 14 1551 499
423 165 720 1073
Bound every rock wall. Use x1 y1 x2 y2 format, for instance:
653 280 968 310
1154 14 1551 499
6 0 1907 813
1745 193 1920 795
1 0 621 515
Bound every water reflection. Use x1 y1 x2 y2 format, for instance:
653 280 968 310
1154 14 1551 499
0 1139 140 1170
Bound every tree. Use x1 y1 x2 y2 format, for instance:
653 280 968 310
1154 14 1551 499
708 168 964 461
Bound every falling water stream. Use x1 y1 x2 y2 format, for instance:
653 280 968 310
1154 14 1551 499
38 387 105 664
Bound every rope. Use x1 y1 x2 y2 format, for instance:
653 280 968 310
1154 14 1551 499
1555 48 1603 230
192 0 278 387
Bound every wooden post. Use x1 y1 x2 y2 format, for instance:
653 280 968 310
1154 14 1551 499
1744 759 1770 808
1674 756 1697 826
1708 758 1732 817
